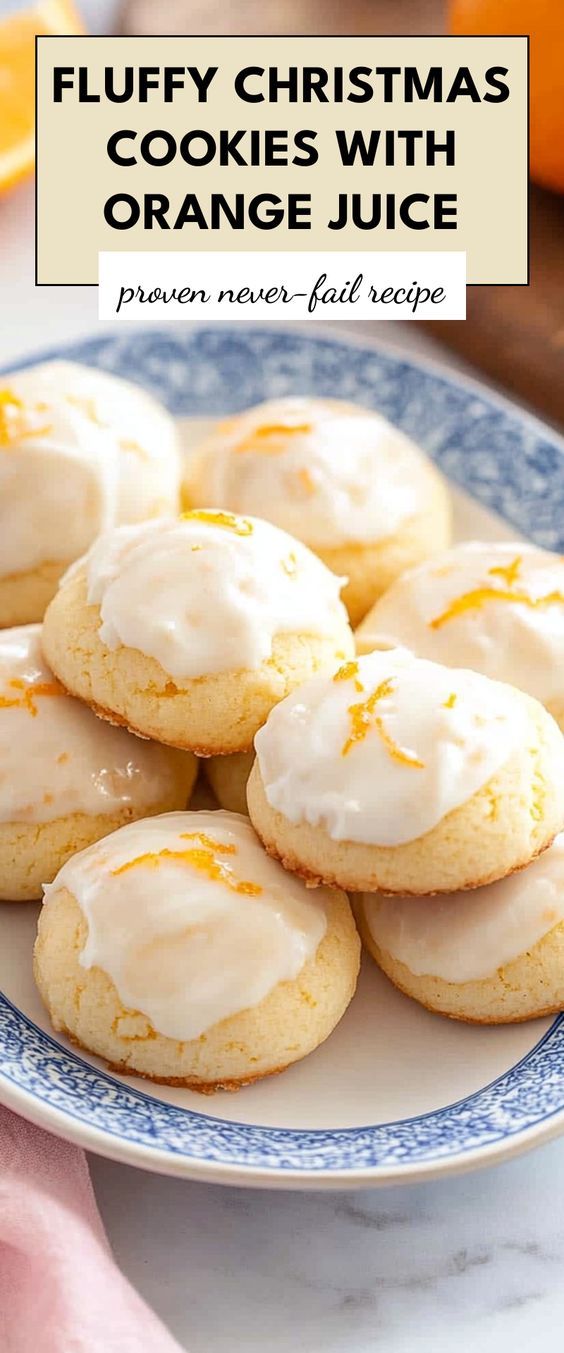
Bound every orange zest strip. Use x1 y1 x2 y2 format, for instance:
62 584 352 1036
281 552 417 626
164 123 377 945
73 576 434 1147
0 388 51 448
488 555 522 587
0 677 63 717
281 551 298 577
0 389 22 409
342 676 425 769
112 832 262 897
255 422 312 437
297 467 316 494
429 587 564 630
181 509 253 536
179 831 236 854
66 397 150 462
333 660 364 693
236 422 312 453
66 394 104 425
372 716 425 769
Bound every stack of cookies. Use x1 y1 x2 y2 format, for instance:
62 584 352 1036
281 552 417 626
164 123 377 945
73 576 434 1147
185 394 451 810
0 360 197 902
248 645 564 1025
3 368 564 1094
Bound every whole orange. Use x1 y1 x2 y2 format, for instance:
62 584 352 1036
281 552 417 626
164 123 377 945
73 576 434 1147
0 0 84 194
449 0 564 194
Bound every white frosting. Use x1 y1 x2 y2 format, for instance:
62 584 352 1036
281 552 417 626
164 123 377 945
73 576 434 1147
362 833 564 982
357 541 564 709
190 398 435 548
254 649 531 846
44 810 329 1041
0 361 180 577
0 626 181 824
77 511 351 680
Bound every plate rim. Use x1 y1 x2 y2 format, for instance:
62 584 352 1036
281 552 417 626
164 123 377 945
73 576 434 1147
2 996 564 1190
2 1019 564 1191
4 319 564 458
2 322 564 1189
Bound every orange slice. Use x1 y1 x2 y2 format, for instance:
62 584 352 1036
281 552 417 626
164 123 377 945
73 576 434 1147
0 0 84 194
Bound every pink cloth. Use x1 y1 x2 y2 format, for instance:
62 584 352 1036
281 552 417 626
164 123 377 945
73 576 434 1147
0 1105 182 1353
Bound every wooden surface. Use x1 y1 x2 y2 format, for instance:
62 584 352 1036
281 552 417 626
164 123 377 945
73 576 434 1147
119 0 564 429
426 187 564 428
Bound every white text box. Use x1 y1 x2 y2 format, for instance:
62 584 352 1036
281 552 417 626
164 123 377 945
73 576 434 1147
98 251 466 322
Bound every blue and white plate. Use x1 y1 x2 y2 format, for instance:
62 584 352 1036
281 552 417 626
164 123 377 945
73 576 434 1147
2 325 564 1190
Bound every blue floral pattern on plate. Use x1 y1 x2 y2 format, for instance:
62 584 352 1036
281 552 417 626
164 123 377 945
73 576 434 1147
1 996 564 1171
2 326 564 1176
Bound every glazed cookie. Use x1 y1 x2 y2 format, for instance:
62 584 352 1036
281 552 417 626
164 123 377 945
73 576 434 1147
205 750 254 815
247 648 564 895
0 626 196 901
42 511 354 755
0 360 181 626
185 397 451 625
357 833 564 1023
355 541 564 729
34 811 360 1090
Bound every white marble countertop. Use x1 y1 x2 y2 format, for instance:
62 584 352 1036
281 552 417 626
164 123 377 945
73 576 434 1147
2 166 564 1353
89 1142 564 1353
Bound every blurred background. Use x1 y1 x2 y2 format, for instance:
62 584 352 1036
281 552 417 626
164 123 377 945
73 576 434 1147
0 0 562 427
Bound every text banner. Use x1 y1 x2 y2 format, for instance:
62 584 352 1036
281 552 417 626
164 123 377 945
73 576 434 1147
98 250 467 321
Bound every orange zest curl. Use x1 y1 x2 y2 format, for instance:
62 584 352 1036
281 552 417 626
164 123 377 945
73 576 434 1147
66 394 104 425
66 398 151 463
0 389 22 412
297 467 316 495
236 421 312 454
112 831 262 897
256 421 312 437
0 676 63 717
180 832 236 853
488 555 522 587
342 676 425 770
0 389 52 449
429 586 564 630
281 551 298 578
373 715 426 770
181 509 253 536
333 660 364 693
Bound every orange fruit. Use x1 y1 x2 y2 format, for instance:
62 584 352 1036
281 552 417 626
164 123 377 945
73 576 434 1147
0 0 84 194
449 0 564 194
